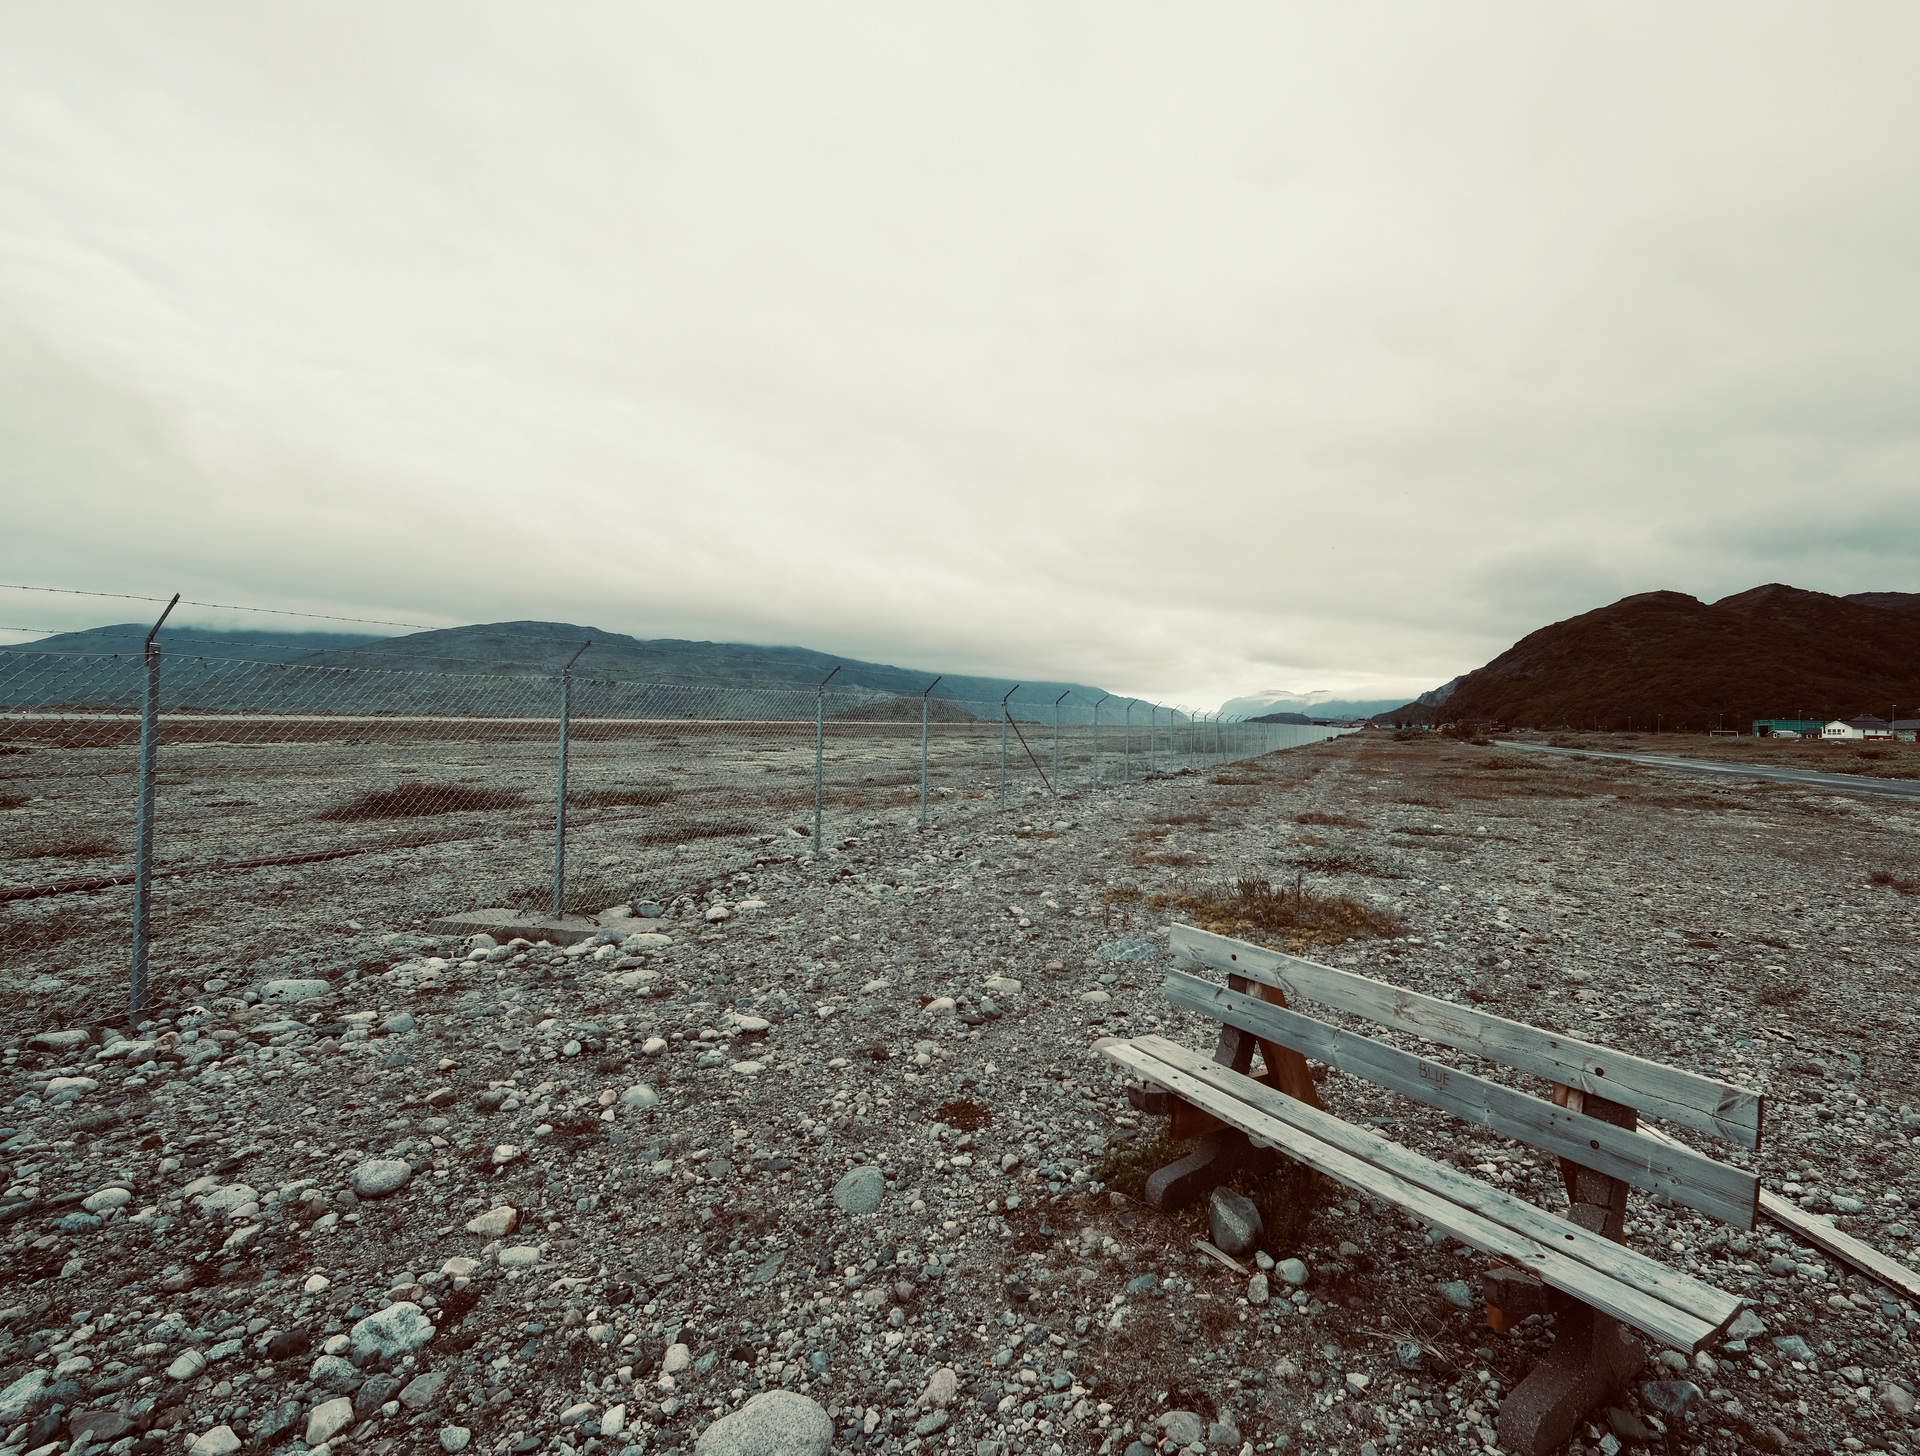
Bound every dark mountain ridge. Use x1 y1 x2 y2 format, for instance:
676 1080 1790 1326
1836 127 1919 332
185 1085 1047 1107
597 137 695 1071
1374 584 1920 731
7 619 1118 717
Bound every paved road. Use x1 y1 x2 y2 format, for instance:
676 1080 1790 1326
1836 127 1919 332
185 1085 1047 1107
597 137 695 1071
1495 739 1920 803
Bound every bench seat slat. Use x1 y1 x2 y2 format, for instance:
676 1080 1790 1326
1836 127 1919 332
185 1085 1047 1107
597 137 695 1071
1163 970 1759 1231
1170 924 1762 1150
1104 1035 1742 1352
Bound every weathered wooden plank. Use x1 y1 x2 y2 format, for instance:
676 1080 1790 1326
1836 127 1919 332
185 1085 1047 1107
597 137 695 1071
1169 924 1763 1150
1162 970 1759 1230
1101 1038 1732 1352
1637 1125 1920 1305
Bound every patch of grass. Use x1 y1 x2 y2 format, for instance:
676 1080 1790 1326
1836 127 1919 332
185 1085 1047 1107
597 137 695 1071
1148 810 1214 826
1130 850 1202 868
568 782 675 810
1276 849 1412 879
317 782 524 820
636 816 761 844
1868 867 1920 895
8 829 124 860
1144 874 1405 949
1294 811 1362 827
0 793 28 810
1100 883 1144 905
1755 965 1811 1006
1210 774 1263 786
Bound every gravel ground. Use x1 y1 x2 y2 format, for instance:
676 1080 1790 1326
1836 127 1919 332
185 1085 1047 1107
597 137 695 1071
1 734 1917 1456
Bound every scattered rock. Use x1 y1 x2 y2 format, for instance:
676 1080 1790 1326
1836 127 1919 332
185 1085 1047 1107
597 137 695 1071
467 1205 518 1236
692 1391 832 1456
186 1425 241 1456
1207 1186 1262 1256
306 1396 357 1448
1640 1381 1704 1419
1159 1411 1206 1447
351 1158 414 1198
831 1165 885 1215
349 1302 435 1361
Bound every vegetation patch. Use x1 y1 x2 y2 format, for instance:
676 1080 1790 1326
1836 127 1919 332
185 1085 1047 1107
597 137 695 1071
1755 965 1811 1007
317 782 524 820
7 829 124 860
1868 867 1920 896
568 782 676 809
1145 875 1405 949
1276 849 1412 879
1295 811 1362 827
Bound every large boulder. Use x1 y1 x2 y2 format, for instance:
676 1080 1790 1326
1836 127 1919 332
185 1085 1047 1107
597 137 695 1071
693 1392 832 1456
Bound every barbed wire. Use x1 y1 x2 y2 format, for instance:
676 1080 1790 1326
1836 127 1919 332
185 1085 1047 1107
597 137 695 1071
0 583 431 629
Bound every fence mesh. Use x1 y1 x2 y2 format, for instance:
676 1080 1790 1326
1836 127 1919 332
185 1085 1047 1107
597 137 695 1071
0 647 1348 1025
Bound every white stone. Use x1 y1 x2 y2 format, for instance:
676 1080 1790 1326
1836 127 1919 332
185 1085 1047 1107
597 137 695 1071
498 1245 541 1269
601 1404 627 1438
306 1397 356 1448
705 905 731 921
730 1062 764 1076
663 1342 692 1374
304 1275 332 1293
261 978 332 1002
81 1187 132 1213
167 1349 208 1380
922 998 956 1018
467 1205 518 1236
187 1426 241 1456
618 1084 660 1109
641 1038 668 1056
440 1427 472 1452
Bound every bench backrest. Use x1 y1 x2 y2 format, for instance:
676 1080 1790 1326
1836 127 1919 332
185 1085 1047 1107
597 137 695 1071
1166 923 1764 1230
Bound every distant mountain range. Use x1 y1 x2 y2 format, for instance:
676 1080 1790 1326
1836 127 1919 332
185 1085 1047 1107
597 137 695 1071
1371 586 1920 730
5 619 1127 719
1217 687 1415 721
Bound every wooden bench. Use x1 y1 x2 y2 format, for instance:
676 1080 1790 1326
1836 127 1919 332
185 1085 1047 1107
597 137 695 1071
1100 923 1766 1456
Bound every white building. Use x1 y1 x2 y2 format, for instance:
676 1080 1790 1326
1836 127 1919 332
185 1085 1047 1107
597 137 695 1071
1822 717 1893 741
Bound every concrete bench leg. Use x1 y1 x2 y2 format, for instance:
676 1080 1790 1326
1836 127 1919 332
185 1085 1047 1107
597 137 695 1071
1497 1285 1645 1456
1497 1089 1645 1456
1143 1126 1280 1210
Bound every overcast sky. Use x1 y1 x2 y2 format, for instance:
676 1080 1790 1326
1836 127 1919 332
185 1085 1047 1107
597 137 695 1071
5 4 1919 710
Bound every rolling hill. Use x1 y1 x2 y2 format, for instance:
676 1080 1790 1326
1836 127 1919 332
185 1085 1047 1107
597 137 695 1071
1373 585 1920 731
3 619 1120 719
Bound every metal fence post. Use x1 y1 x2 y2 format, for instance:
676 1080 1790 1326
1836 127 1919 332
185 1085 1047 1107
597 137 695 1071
814 665 840 854
551 640 590 920
1052 691 1068 794
998 685 1019 808
1092 694 1109 789
1149 702 1159 776
127 592 178 1030
919 675 940 829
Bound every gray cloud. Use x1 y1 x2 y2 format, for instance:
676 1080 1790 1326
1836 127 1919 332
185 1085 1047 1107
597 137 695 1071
5 4 1919 707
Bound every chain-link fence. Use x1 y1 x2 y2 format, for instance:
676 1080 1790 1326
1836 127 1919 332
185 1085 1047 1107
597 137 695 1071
0 644 1350 1024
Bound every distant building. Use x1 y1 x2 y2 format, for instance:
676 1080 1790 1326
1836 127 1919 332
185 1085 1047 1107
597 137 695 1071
1750 718 1825 737
1821 716 1894 741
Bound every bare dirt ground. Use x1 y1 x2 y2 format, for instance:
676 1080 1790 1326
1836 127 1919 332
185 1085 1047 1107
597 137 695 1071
0 733 1915 1456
